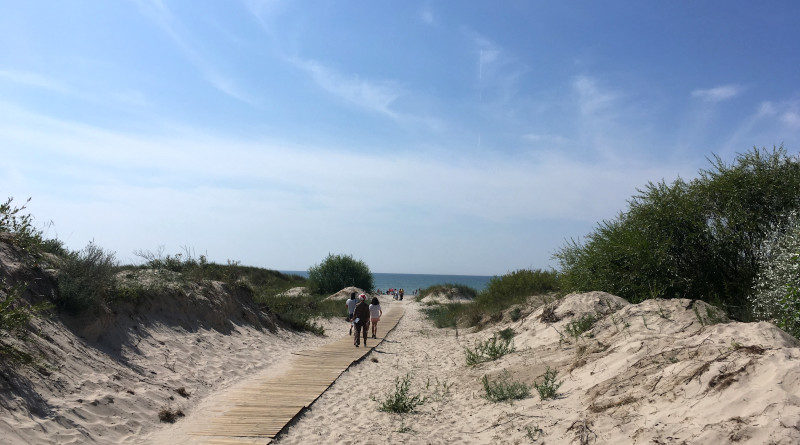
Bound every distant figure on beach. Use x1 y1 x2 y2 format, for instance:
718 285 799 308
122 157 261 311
399 289 404 300
352 294 370 347
369 297 382 339
346 292 358 336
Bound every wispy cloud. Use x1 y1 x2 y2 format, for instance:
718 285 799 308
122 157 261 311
572 76 618 115
420 7 435 25
133 0 257 105
524 133 570 145
0 69 73 94
291 58 402 118
691 84 742 102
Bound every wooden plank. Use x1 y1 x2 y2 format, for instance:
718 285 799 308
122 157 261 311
191 305 405 444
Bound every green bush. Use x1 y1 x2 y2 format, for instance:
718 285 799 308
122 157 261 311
0 197 45 257
256 294 343 335
307 254 373 294
132 248 305 293
419 283 478 299
482 371 531 403
464 334 515 366
564 314 597 340
377 374 426 413
56 242 117 314
422 269 558 329
556 147 800 320
533 367 563 400
751 210 800 337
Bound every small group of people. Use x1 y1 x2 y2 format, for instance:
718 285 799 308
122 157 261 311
345 293 382 347
387 288 404 300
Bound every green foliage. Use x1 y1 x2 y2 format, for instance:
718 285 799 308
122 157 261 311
0 281 46 335
56 242 117 314
256 294 342 335
497 327 516 341
751 210 800 337
481 370 531 403
556 147 800 320
0 197 43 254
564 314 597 340
477 269 560 310
307 254 373 294
422 269 559 329
421 302 462 328
533 367 563 400
377 374 426 413
509 307 522 321
464 334 515 366
132 248 305 294
419 283 478 299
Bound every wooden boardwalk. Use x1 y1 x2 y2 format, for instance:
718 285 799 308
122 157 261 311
189 305 405 444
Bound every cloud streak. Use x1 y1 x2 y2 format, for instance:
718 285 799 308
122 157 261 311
133 0 257 105
691 84 742 102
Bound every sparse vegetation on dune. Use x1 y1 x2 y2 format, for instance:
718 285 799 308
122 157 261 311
481 370 530 403
422 268 559 328
418 283 478 299
0 198 349 338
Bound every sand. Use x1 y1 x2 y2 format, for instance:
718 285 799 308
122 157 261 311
275 292 800 444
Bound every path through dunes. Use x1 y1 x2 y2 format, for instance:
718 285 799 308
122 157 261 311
154 303 405 444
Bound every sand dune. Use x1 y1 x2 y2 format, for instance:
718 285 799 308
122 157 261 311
276 292 800 444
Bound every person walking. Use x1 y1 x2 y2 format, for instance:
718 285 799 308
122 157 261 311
345 292 358 335
369 296 382 339
352 294 370 347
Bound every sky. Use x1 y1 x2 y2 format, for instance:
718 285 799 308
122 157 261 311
2 1 800 275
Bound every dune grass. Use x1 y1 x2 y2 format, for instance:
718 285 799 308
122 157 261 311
482 370 531 403
418 283 478 299
423 269 560 328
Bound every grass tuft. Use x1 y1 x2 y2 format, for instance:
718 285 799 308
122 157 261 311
564 314 597 340
377 374 426 414
533 366 563 400
481 370 531 402
464 334 515 366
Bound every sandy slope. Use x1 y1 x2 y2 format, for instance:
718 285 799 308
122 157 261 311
276 293 800 444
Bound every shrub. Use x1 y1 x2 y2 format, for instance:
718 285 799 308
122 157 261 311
556 146 800 320
307 254 373 294
419 283 478 299
56 243 117 314
751 210 800 337
564 314 597 340
421 303 462 328
497 327 516 341
482 370 531 403
477 269 559 311
158 408 184 423
0 281 39 335
533 367 563 400
377 374 426 413
0 197 45 257
132 247 305 293
464 334 515 366
421 269 558 329
256 293 342 335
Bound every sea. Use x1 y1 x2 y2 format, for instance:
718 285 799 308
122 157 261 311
280 271 494 292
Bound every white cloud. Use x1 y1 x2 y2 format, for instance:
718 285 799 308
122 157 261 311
523 133 569 145
572 76 617 115
290 58 402 118
691 84 742 102
0 69 72 94
133 0 257 105
420 7 435 25
781 111 800 129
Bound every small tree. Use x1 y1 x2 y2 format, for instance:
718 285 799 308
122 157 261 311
751 210 800 338
307 254 373 294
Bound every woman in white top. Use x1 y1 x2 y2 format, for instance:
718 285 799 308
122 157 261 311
368 297 382 339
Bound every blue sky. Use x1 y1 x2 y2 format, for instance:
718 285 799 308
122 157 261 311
2 1 800 275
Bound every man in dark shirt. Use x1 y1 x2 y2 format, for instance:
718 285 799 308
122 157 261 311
352 294 370 347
